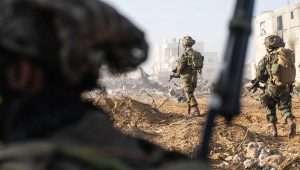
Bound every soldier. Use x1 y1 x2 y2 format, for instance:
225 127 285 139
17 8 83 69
0 0 207 169
256 35 296 138
173 36 204 116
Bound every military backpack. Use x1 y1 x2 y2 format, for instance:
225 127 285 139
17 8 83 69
270 47 296 86
184 50 204 71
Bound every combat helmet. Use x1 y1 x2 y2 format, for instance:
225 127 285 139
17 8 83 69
0 0 148 89
182 36 196 47
264 35 285 50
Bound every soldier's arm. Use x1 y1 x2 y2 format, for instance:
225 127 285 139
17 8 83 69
256 56 268 82
176 55 187 75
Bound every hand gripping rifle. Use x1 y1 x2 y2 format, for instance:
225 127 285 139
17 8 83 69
169 68 180 82
247 78 265 93
197 0 255 161
169 74 180 82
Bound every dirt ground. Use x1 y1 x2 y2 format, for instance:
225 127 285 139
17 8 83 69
89 93 300 169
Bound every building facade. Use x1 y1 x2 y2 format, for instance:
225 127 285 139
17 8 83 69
254 3 300 81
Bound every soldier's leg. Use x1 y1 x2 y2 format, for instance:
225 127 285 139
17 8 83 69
261 94 277 123
190 73 200 115
279 92 293 121
279 92 296 138
183 86 199 116
261 93 278 136
189 91 200 116
188 88 197 107
182 75 197 115
182 83 191 114
183 86 193 113
189 87 200 116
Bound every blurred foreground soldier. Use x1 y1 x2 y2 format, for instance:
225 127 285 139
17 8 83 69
173 36 204 116
255 35 296 138
0 0 206 169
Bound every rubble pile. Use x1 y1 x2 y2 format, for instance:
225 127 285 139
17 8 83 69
100 68 211 103
210 125 300 170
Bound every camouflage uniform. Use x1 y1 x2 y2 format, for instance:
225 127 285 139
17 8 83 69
0 0 208 169
176 36 204 116
256 35 296 137
257 55 293 122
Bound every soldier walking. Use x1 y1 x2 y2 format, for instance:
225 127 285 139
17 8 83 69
172 36 204 116
255 35 296 138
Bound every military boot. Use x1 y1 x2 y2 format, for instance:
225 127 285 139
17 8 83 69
269 123 278 137
287 117 296 138
190 106 200 117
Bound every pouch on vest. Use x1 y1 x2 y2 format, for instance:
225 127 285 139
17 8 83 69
271 48 296 86
192 53 204 71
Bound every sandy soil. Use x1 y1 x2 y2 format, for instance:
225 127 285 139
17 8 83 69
89 93 300 169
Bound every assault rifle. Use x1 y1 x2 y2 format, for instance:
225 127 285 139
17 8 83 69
169 74 180 82
169 68 180 81
197 0 255 161
247 78 265 93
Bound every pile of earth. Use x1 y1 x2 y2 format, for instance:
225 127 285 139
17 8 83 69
83 91 300 170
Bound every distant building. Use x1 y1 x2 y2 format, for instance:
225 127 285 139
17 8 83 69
254 3 300 82
152 38 219 81
153 38 182 75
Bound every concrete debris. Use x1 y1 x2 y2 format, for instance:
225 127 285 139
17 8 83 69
232 154 243 165
84 83 300 170
260 154 283 168
257 142 265 151
216 161 229 169
242 141 284 169
258 149 271 167
225 155 233 161
245 142 260 159
210 152 221 160
99 70 211 101
243 159 258 169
